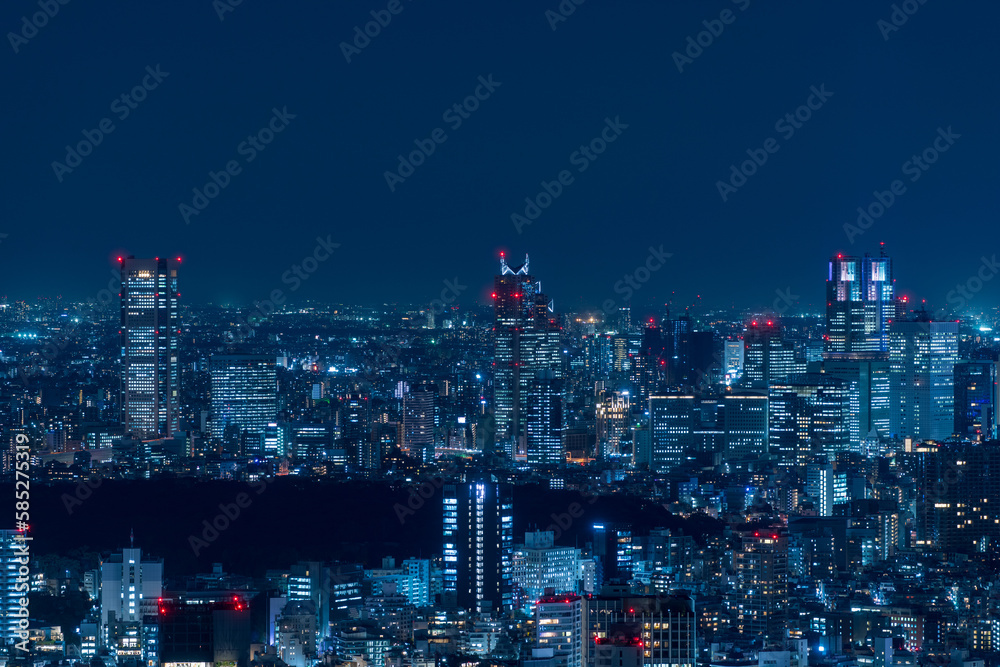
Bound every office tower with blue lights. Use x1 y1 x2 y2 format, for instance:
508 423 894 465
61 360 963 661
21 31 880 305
492 254 562 458
648 395 694 473
100 547 163 650
595 390 629 460
823 356 893 449
0 530 26 644
120 256 180 438
742 320 803 390
402 383 436 462
724 393 769 462
513 531 582 610
209 355 277 453
443 479 514 614
768 373 851 464
954 360 999 440
825 250 894 355
535 593 586 667
526 369 563 465
889 318 959 441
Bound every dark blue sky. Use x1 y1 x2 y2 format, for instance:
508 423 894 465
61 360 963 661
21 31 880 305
3 0 997 314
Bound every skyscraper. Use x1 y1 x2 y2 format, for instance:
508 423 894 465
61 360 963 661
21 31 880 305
526 369 564 465
443 479 514 614
734 528 788 643
535 593 586 667
825 250 894 355
889 318 959 441
492 254 562 458
724 393 769 462
768 373 851 464
648 395 695 474
742 320 803 389
0 530 27 645
402 383 436 461
595 390 629 460
954 360 999 440
209 355 277 453
120 256 180 438
823 356 893 447
101 547 163 647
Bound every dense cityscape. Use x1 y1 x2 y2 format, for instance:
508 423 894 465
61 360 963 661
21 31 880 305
1 247 1000 667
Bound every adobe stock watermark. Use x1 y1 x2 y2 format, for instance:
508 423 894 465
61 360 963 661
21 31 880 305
716 84 833 202
384 75 501 192
672 0 751 73
601 245 672 315
229 235 339 342
772 287 800 316
60 476 103 515
843 126 959 243
945 255 999 310
340 0 415 63
7 0 72 54
877 0 929 41
545 485 600 541
51 65 170 182
187 478 271 556
430 278 467 316
545 0 586 31
179 107 296 224
511 116 628 234
213 0 245 21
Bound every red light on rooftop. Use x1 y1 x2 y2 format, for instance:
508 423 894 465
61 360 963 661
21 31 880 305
491 293 497 299
766 320 773 326
117 257 122 262
751 321 758 326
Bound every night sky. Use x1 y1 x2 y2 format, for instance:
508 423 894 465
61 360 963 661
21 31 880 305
3 1 997 313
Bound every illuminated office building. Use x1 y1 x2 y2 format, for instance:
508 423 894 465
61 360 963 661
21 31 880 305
825 251 894 354
493 254 561 458
513 531 581 611
0 530 26 644
101 547 163 649
823 356 892 447
734 528 787 643
403 383 436 462
724 393 769 462
889 319 959 441
526 369 564 465
742 320 803 389
596 391 629 460
954 360 999 440
443 479 514 614
587 593 695 667
209 355 277 452
535 593 586 667
648 395 694 474
120 256 180 438
768 373 851 464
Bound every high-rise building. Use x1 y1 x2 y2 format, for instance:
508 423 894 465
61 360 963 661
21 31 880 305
209 355 277 452
954 360 1000 440
742 320 804 389
596 391 629 460
734 528 788 643
535 593 586 667
648 395 695 474
768 373 851 464
492 254 562 458
914 442 1000 554
513 531 581 611
0 530 27 645
825 251 894 354
101 547 163 648
724 393 769 462
526 369 564 465
402 383 436 461
587 593 696 667
889 319 959 441
591 523 633 584
806 463 848 516
823 356 893 447
157 596 250 667
120 256 180 438
443 479 514 614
